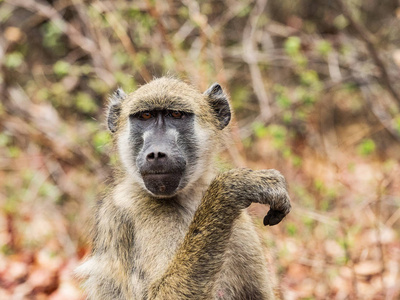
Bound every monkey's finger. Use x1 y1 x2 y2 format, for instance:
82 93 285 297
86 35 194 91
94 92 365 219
263 209 286 226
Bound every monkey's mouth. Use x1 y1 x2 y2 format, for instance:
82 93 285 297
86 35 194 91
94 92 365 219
142 172 183 197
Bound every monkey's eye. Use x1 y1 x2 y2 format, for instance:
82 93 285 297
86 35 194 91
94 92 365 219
168 111 185 119
138 111 153 120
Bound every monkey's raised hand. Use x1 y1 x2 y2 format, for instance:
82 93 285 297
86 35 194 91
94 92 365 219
213 168 291 226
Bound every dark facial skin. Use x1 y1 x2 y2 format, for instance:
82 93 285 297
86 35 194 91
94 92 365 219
129 110 198 197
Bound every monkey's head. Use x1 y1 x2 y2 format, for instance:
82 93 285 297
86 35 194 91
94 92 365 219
107 77 231 198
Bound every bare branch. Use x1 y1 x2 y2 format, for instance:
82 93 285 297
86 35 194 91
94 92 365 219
92 1 152 82
5 0 116 86
242 0 272 122
335 0 400 107
242 0 273 122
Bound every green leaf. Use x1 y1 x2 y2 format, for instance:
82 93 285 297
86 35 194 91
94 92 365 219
286 222 297 236
88 78 109 95
76 92 97 114
333 14 349 30
8 146 21 158
252 121 268 138
292 155 302 168
38 181 59 198
115 71 136 91
357 139 376 156
5 52 24 68
300 70 319 87
93 131 111 153
268 124 287 149
0 133 11 147
394 115 400 135
53 60 70 77
314 178 324 191
276 94 291 109
42 21 63 49
237 6 251 17
284 36 301 56
113 51 130 67
316 40 332 56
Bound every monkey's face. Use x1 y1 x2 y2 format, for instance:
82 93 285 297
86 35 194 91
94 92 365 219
128 109 197 197
107 78 231 198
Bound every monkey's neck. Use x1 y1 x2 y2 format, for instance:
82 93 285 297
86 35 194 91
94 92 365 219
175 171 216 213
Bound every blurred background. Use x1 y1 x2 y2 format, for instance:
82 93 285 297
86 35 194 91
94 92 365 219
0 0 400 299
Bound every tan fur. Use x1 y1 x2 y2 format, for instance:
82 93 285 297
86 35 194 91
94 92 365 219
76 77 291 300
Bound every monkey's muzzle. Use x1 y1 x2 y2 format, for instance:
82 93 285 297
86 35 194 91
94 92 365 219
142 172 183 197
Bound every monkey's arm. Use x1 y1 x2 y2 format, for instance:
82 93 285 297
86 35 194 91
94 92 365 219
148 168 291 300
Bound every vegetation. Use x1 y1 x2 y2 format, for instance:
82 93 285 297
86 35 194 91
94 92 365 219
0 0 399 298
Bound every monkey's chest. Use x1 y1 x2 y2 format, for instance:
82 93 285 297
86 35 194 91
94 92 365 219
129 225 243 300
129 217 189 298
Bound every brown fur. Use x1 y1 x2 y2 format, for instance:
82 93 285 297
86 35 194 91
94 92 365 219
76 77 291 300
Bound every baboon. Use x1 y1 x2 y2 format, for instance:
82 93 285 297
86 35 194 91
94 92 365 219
76 77 291 300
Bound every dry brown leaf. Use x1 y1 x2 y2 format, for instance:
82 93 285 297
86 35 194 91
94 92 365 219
354 260 383 276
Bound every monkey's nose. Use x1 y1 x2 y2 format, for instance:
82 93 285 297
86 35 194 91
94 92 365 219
146 151 167 161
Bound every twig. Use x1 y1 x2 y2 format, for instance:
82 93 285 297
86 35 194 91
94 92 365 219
92 1 152 82
144 0 187 76
386 206 400 228
294 205 339 226
179 0 246 165
327 51 342 83
374 178 388 297
341 225 359 299
242 0 273 122
358 77 400 141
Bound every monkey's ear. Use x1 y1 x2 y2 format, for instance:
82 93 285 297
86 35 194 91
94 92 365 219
107 88 127 133
204 83 231 130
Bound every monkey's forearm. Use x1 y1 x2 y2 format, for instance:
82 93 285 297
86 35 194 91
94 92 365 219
148 181 241 300
148 168 291 300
